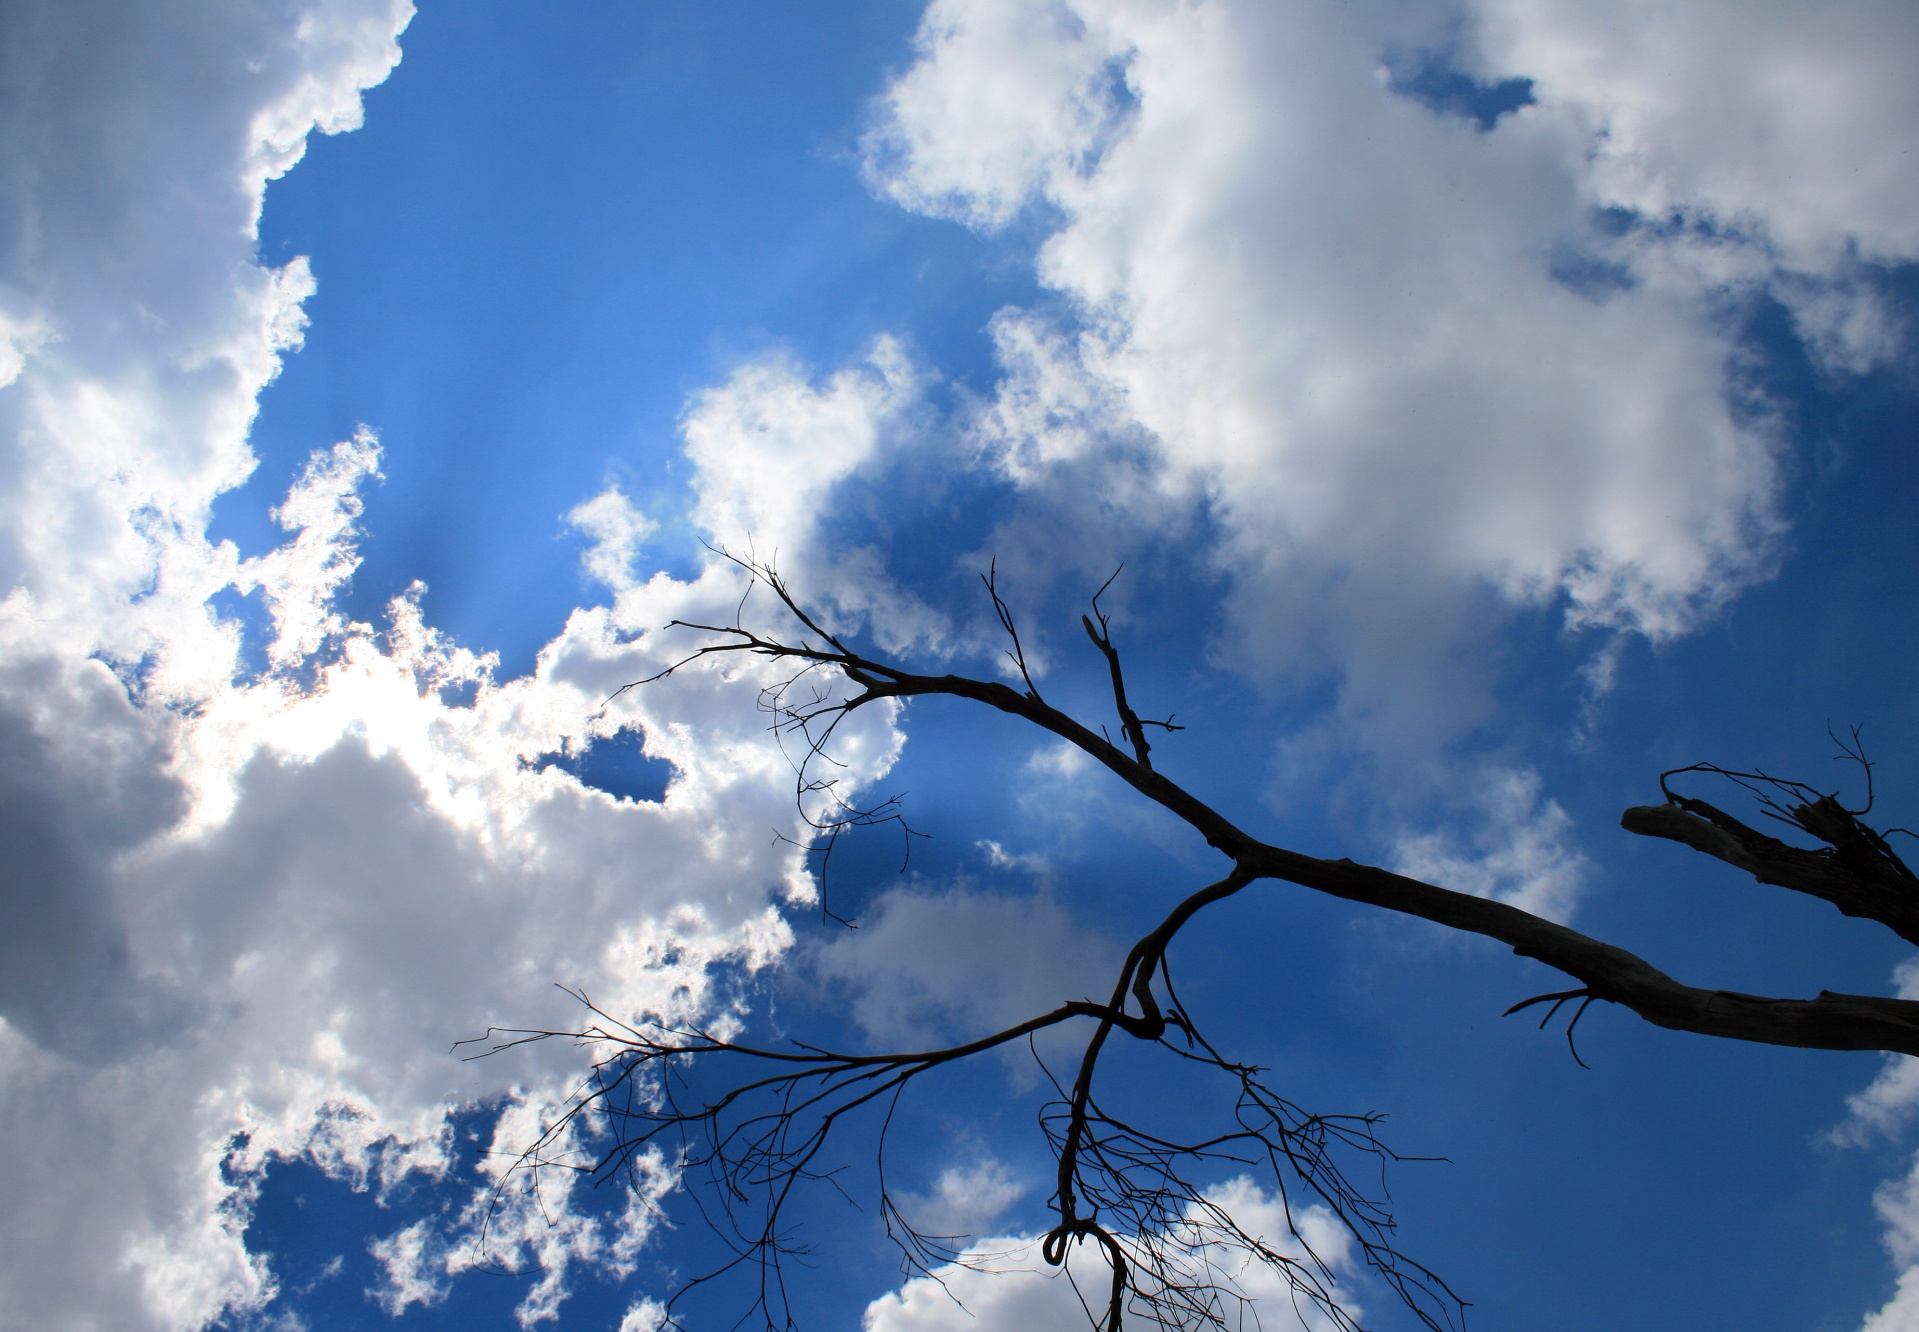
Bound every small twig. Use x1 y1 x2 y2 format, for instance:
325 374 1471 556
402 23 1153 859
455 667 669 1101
1079 567 1183 772
1504 988 1602 1069
983 557 1043 700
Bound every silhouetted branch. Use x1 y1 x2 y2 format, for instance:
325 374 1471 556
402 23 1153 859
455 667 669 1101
985 556 1044 700
1503 988 1600 1069
655 553 1919 1060
1081 567 1183 771
503 556 1919 1331
470 947 1459 1332
1621 733 1919 947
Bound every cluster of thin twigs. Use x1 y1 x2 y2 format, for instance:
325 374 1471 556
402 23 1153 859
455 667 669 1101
1659 726 1918 883
465 971 1458 1332
474 550 1919 1331
467 553 1465 1331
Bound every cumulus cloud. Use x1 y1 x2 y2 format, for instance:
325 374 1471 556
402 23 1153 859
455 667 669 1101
862 1176 1356 1332
893 1158 1027 1243
232 427 383 670
1824 959 1919 1332
862 1238 1095 1332
0 443 905 1329
871 29 1919 1327
1473 0 1919 275
0 6 418 1319
1832 961 1919 1148
1391 767 1589 920
0 0 408 682
862 0 1136 230
616 1299 670 1332
680 337 951 653
1865 1153 1919 1332
866 0 1919 753
11 3 1917 1329
366 1220 446 1317
567 486 657 594
0 4 910 1328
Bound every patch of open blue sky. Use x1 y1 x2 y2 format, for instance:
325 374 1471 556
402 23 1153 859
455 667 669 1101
231 0 1045 678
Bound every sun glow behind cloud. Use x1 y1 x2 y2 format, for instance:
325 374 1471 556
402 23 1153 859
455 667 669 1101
0 5 911 1327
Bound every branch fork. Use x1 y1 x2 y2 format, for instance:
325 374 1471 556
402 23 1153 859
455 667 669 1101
502 555 1919 1331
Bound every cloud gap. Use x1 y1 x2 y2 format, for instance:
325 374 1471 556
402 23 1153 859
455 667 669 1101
1380 45 1536 131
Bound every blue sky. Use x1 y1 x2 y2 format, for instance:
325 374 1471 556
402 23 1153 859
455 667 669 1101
4 3 1919 1330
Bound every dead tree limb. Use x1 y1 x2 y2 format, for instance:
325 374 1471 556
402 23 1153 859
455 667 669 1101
1620 735 1919 947
503 555 1919 1331
648 554 1919 1059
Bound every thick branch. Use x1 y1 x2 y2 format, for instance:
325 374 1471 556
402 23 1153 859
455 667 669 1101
1622 796 1919 947
1234 843 1919 1056
646 559 1919 1059
853 663 1919 1056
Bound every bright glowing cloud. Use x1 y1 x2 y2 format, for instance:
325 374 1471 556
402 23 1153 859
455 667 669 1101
866 0 1916 741
0 4 906 1327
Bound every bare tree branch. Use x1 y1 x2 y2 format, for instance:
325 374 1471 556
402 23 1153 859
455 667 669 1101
650 552 1919 1058
1081 566 1183 770
498 555 1919 1332
1620 738 1919 947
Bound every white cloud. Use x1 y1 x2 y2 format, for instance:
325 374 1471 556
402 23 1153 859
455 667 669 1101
0 310 51 389
8 3 1914 1329
0 529 900 1329
617 1299 670 1332
1827 959 1919 1332
1861 1272 1919 1332
1866 1156 1919 1332
862 1238 1094 1332
811 882 1121 1052
866 0 1919 751
979 837 1055 879
1815 956 1919 1332
0 4 913 1329
1778 269 1907 379
568 486 657 593
233 426 383 670
1391 766 1589 920
679 337 951 653
367 1220 447 1317
895 1158 1027 1243
0 0 409 686
1832 960 1919 1147
862 0 1135 230
684 342 915 556
1025 738 1093 779
1473 0 1919 275
862 1177 1356 1332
